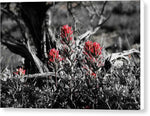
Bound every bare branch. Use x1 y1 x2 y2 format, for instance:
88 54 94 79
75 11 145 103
23 72 56 78
0 72 56 80
109 49 140 62
42 8 57 60
77 1 110 45
43 30 48 58
90 1 100 17
100 1 107 16
26 39 43 73
67 2 80 32
26 34 49 73
45 8 56 48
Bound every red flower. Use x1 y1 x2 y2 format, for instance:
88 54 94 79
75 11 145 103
93 42 102 56
91 72 96 78
48 48 60 62
84 41 93 52
84 41 102 57
61 25 73 41
18 68 26 75
14 67 26 76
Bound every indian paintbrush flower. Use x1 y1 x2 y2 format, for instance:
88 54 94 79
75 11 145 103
14 67 26 76
48 48 60 62
84 41 102 58
61 25 73 42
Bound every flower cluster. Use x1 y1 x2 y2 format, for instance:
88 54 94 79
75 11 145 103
84 41 102 58
14 67 26 76
48 26 103 79
61 25 73 43
83 41 102 78
48 48 61 62
91 72 96 78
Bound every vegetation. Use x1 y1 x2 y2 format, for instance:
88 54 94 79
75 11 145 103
0 1 140 109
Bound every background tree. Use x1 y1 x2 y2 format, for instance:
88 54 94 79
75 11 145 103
1 2 110 74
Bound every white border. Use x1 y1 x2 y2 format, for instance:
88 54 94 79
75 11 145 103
0 0 144 111
140 0 144 110
0 0 141 2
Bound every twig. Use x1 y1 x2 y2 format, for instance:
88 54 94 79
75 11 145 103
100 1 107 16
90 1 100 17
67 2 80 32
77 1 110 45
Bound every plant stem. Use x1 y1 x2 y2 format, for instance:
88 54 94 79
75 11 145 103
55 69 57 87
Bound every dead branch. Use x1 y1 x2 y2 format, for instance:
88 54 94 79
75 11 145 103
100 1 107 16
77 1 110 45
42 8 56 60
82 1 96 22
23 72 56 78
67 2 80 32
45 8 56 48
26 39 43 73
109 49 140 62
43 30 48 58
0 72 56 81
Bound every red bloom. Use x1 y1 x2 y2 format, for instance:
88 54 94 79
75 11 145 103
61 25 73 41
14 67 26 76
91 72 96 77
18 68 26 75
93 42 102 56
84 41 102 57
84 41 93 51
48 48 59 62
